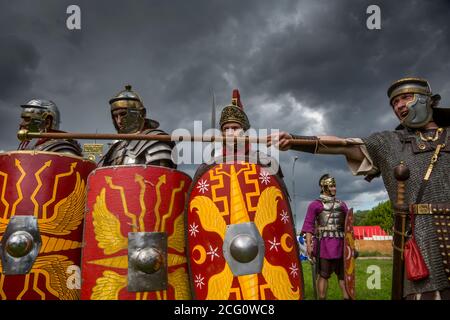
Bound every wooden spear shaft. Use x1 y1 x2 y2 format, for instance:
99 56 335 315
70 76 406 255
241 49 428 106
17 130 364 146
392 161 410 300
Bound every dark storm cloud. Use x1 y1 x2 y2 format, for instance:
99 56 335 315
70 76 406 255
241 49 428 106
0 0 449 229
0 36 40 102
247 0 450 136
0 35 40 151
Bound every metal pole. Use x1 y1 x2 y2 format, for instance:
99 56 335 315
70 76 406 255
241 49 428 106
292 156 298 234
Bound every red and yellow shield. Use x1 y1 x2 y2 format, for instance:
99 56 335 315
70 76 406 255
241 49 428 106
186 162 303 300
80 165 191 300
344 208 356 300
0 151 96 300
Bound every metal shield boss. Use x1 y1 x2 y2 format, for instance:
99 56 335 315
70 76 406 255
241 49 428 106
80 165 192 300
0 151 96 300
186 163 304 300
344 208 356 300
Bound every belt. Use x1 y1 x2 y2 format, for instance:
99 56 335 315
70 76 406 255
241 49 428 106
410 203 450 215
318 226 343 231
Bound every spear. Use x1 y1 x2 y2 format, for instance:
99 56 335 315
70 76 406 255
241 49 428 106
17 129 364 147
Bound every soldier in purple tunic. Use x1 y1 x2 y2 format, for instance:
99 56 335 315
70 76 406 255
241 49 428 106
302 174 349 300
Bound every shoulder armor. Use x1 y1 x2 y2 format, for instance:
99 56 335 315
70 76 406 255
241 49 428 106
99 129 175 167
36 139 82 156
128 129 174 160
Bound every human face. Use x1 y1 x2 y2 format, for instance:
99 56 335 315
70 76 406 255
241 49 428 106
222 122 245 151
327 185 336 196
112 108 129 132
222 122 243 136
392 93 414 121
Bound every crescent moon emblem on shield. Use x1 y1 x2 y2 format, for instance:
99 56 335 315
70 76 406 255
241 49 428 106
192 245 207 264
281 233 293 252
346 246 352 260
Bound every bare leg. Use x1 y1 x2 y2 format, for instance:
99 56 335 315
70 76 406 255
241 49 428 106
317 276 328 300
339 280 350 300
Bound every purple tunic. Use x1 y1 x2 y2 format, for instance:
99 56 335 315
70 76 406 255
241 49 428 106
301 199 348 259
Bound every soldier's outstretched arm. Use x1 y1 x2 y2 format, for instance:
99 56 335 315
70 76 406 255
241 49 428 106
268 131 365 163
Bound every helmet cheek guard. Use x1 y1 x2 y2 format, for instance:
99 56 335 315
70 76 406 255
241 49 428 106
113 108 145 134
402 93 433 129
27 118 46 133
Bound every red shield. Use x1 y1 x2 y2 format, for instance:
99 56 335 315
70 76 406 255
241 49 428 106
344 208 356 300
0 151 96 300
81 165 192 300
186 162 304 300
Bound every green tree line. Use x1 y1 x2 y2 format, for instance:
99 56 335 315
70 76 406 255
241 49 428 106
354 200 393 235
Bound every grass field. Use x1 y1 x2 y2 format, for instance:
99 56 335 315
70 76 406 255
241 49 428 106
301 258 393 300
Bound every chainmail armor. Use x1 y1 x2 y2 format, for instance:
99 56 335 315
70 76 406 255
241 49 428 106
363 127 450 296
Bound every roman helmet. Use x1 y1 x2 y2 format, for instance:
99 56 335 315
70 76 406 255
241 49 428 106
387 77 448 129
319 174 336 195
219 89 250 131
20 99 60 132
109 85 159 133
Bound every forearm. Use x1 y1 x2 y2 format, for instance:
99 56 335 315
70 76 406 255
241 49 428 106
290 134 365 161
290 134 320 153
305 233 313 248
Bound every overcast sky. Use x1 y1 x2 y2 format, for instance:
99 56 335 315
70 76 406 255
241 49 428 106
1 0 449 231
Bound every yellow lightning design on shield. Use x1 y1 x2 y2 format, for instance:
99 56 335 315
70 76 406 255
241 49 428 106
42 162 77 219
11 159 26 216
30 160 52 216
0 156 89 300
0 170 10 219
89 173 190 300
